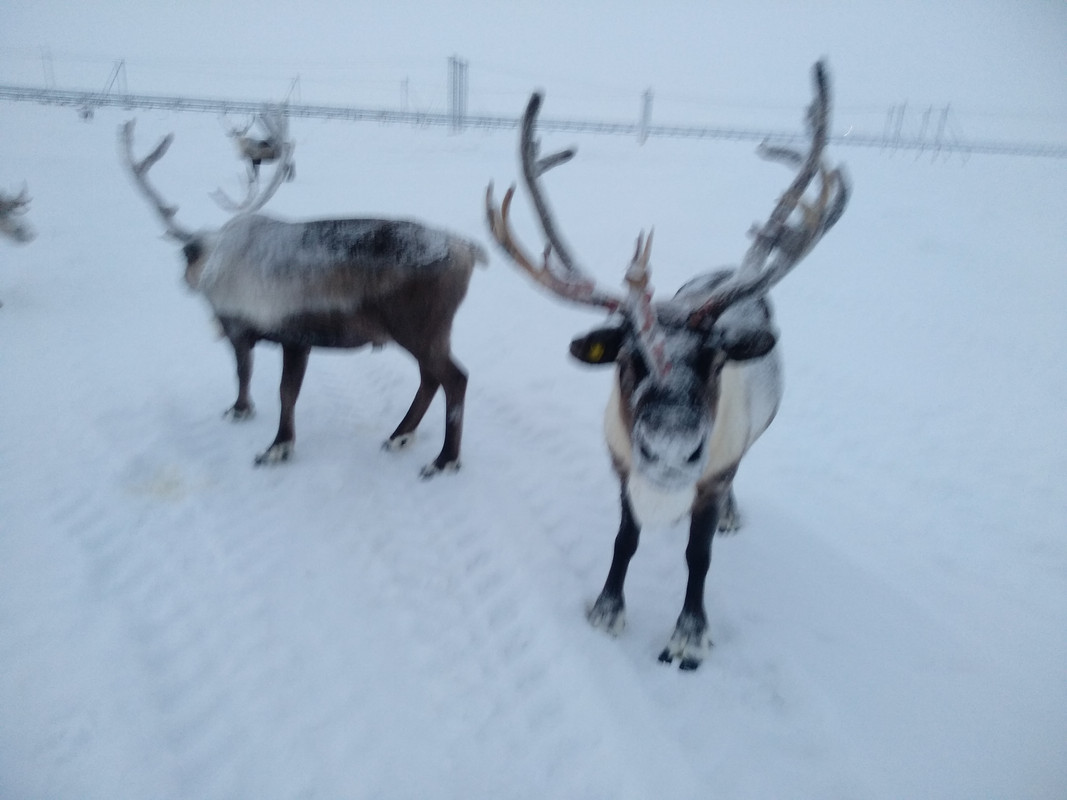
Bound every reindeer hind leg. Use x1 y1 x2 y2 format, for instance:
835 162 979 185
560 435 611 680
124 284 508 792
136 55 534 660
420 355 467 479
384 364 440 452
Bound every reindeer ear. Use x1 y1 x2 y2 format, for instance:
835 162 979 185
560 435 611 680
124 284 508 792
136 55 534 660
722 329 776 361
569 326 626 365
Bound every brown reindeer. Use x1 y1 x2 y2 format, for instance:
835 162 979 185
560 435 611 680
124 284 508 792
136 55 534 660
487 61 849 668
121 118 485 477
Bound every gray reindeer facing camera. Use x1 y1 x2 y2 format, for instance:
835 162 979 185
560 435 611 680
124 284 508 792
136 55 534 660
487 61 849 669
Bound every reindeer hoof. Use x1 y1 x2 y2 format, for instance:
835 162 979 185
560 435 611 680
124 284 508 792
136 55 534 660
254 441 292 466
716 492 742 534
587 593 626 636
419 459 460 480
716 512 742 534
224 403 255 421
383 433 415 452
658 611 711 670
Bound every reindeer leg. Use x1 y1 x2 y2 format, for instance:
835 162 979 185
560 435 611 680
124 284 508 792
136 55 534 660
659 501 717 670
223 331 257 421
587 486 641 635
255 344 310 466
383 364 440 453
419 356 467 479
717 485 741 533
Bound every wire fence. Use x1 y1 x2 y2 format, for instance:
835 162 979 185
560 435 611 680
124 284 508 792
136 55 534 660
2 83 1065 160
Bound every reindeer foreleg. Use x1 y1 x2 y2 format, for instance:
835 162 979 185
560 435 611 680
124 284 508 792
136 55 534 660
659 501 716 670
255 344 310 465
588 485 641 636
223 330 257 421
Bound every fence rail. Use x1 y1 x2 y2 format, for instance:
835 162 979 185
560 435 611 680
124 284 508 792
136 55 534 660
3 83 1065 160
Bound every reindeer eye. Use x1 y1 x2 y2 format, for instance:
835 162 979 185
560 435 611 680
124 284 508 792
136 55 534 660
687 443 704 464
638 440 657 462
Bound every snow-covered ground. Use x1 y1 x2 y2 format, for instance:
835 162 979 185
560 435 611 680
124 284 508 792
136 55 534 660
3 3 1066 799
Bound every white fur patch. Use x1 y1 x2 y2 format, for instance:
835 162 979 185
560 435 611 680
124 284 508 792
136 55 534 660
603 352 784 530
603 381 632 471
626 472 695 528
196 215 458 330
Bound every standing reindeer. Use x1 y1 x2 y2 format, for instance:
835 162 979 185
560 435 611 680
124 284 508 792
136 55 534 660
0 185 34 244
121 116 486 477
0 184 34 307
486 61 849 669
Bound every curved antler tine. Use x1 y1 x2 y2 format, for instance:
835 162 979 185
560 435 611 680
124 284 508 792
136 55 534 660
519 93 586 277
687 59 848 327
625 228 655 291
485 181 621 311
485 91 625 313
120 120 195 244
632 231 645 264
0 184 32 215
642 227 654 265
14 183 32 207
756 142 804 168
821 165 850 233
534 147 576 177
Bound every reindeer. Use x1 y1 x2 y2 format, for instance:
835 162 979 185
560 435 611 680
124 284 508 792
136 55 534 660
121 117 486 477
486 61 849 669
0 185 34 307
225 109 295 180
0 185 34 244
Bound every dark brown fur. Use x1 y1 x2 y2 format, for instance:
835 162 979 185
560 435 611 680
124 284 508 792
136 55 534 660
210 239 480 476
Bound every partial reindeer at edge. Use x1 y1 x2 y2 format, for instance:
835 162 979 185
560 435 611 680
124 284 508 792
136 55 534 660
487 61 849 669
0 185 34 244
223 109 296 180
0 184 34 307
121 113 486 477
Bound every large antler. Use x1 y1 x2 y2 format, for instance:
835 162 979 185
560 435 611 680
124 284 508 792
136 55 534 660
120 120 196 244
212 108 296 214
687 60 849 326
486 94 622 312
486 92 673 378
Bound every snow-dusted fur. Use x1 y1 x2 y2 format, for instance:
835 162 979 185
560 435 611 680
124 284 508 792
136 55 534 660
188 214 486 326
177 212 487 476
585 272 784 669
605 349 781 529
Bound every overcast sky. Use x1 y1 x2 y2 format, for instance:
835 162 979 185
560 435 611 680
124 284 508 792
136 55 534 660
3 1 1065 137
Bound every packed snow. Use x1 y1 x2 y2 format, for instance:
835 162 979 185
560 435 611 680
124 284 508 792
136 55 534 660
2 3 1066 799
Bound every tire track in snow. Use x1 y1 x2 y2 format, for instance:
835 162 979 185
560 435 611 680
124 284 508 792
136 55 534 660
443 380 719 796
350 467 705 799
281 360 710 797
48 355 710 798
51 411 302 799
465 377 877 795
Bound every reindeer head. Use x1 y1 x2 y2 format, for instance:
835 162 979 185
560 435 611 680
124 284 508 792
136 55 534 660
569 271 779 493
120 111 295 290
487 62 848 500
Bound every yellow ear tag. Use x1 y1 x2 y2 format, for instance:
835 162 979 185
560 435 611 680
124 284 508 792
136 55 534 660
588 342 605 362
